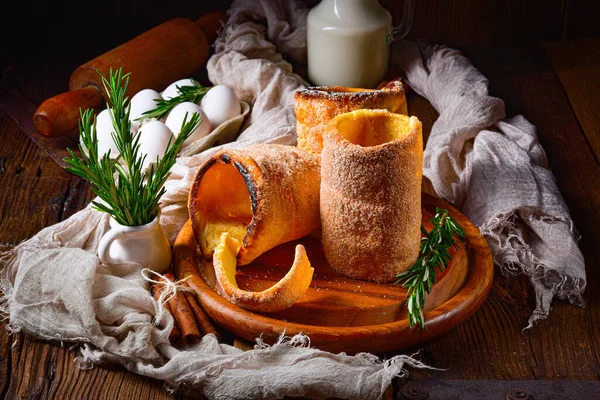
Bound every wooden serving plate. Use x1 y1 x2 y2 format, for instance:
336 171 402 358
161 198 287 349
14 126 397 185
174 193 493 354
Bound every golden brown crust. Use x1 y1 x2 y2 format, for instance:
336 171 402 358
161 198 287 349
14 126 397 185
294 80 408 156
189 144 321 266
320 110 423 282
213 234 314 313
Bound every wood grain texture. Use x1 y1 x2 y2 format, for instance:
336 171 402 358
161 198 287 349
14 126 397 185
475 45 600 381
543 39 600 163
0 107 91 247
0 88 82 168
174 194 493 354
563 0 600 40
2 328 175 400
382 0 565 47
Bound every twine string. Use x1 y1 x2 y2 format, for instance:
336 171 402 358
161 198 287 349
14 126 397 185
141 268 193 325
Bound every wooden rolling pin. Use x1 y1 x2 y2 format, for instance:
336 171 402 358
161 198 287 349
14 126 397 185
33 12 226 138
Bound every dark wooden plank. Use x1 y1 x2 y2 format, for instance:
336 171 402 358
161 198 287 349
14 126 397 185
381 0 565 47
563 0 600 40
0 111 89 245
399 380 600 399
0 88 80 169
0 321 12 399
543 39 600 163
1 329 174 400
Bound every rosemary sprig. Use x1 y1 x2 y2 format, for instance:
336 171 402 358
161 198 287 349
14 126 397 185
394 207 465 328
140 78 210 121
63 67 201 227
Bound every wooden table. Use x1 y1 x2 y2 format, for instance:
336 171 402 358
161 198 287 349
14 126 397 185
0 41 599 399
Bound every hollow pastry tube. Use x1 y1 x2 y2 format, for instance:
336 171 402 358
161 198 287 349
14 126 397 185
294 80 407 157
189 144 321 266
320 109 423 282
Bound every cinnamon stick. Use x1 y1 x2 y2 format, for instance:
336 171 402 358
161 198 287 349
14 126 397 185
173 235 222 342
163 273 202 345
151 282 182 347
183 285 220 339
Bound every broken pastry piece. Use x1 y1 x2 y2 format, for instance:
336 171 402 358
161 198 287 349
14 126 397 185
320 109 423 282
212 232 314 313
294 80 407 156
188 144 320 312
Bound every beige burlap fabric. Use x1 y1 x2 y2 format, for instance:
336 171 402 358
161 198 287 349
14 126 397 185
391 42 585 328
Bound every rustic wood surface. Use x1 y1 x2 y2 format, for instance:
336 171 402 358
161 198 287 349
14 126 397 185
0 36 599 400
543 39 600 162
173 194 493 354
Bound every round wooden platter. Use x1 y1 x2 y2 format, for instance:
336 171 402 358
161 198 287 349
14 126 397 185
174 193 494 354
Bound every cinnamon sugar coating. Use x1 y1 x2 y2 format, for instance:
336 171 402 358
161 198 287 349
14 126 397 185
320 110 423 282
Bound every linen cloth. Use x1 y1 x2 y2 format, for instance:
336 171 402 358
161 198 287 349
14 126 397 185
390 42 585 327
0 0 586 399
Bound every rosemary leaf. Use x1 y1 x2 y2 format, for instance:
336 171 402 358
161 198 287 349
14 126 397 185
63 68 201 227
394 208 465 328
140 79 211 121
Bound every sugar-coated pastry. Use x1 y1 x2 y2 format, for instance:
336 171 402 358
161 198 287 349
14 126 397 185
320 109 423 282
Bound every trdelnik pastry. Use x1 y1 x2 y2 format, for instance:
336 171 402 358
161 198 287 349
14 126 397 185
188 144 320 312
294 80 408 156
320 109 423 282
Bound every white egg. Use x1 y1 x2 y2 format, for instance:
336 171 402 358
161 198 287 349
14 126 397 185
200 85 241 128
129 89 162 129
161 78 196 101
93 109 119 158
137 121 173 167
165 102 212 145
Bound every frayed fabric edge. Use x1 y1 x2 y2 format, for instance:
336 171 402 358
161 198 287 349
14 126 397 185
479 210 586 330
254 330 312 350
1 248 436 396
256 331 439 382
253 332 441 400
383 350 444 381
78 330 439 398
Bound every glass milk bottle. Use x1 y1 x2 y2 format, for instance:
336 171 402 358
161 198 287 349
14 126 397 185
307 0 414 88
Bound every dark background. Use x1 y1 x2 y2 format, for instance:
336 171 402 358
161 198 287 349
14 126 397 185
1 1 232 72
2 0 600 76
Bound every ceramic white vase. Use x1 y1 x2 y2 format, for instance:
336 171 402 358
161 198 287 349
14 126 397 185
98 214 172 273
307 0 414 88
